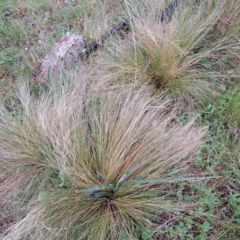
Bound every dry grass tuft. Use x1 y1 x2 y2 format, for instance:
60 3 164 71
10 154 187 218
1 69 207 239
97 0 240 103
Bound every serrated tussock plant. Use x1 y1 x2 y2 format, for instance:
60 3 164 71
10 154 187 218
1 71 207 239
98 0 240 102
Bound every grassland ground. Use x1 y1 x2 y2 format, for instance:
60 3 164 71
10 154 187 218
0 0 240 239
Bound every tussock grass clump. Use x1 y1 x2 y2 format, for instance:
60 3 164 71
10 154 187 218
1 71 206 239
98 0 240 102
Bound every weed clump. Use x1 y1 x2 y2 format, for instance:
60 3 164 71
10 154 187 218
98 0 240 103
0 72 206 239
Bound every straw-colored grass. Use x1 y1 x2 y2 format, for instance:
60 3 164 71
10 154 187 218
1 70 206 239
97 0 240 102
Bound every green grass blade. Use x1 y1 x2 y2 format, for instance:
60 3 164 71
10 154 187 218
94 191 113 198
116 158 147 189
81 184 114 195
97 171 112 185
126 176 218 185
